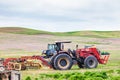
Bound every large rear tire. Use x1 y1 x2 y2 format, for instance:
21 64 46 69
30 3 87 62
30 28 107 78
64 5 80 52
54 53 73 70
84 55 98 69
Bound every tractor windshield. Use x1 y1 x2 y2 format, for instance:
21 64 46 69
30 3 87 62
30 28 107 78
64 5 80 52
48 44 57 50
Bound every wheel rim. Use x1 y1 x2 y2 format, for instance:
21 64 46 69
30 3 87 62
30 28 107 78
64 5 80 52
88 59 95 67
58 58 69 69
89 60 94 66
60 59 67 67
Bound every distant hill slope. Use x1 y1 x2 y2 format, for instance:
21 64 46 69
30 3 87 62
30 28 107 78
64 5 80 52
56 31 120 38
0 27 120 38
0 27 52 35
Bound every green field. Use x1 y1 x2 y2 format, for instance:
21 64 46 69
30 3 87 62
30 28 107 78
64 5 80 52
0 27 120 80
24 70 120 80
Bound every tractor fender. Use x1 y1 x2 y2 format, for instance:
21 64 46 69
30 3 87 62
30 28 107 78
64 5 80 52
58 51 73 58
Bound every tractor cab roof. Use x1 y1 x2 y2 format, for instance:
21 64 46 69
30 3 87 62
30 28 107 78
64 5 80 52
55 41 71 43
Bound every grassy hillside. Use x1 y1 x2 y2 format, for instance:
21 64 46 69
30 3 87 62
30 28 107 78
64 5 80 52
0 27 53 35
0 27 120 38
56 31 120 38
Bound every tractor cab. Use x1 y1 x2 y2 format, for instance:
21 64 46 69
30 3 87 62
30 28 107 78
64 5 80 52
42 44 57 58
42 41 71 58
47 43 62 52
48 44 57 50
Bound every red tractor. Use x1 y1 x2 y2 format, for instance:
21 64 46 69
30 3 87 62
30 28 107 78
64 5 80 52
42 41 110 70
1 41 110 70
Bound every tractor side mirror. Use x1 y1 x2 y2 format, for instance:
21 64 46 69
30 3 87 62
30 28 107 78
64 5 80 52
76 45 78 49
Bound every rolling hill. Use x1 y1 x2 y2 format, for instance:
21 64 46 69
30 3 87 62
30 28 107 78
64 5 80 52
0 27 52 35
0 27 120 38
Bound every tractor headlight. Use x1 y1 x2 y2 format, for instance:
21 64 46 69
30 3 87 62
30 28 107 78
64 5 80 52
42 50 46 54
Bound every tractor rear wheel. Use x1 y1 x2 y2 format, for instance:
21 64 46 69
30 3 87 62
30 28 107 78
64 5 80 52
84 55 98 69
54 53 73 70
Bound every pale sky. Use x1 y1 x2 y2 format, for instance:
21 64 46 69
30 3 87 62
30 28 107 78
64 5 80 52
0 0 120 32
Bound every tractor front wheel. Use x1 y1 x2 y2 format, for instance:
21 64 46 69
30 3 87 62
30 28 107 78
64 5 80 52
50 56 57 70
84 55 98 69
54 53 73 70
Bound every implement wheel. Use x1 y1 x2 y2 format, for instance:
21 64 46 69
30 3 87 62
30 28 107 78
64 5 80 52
54 53 73 70
7 62 14 70
14 63 21 70
84 55 98 69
